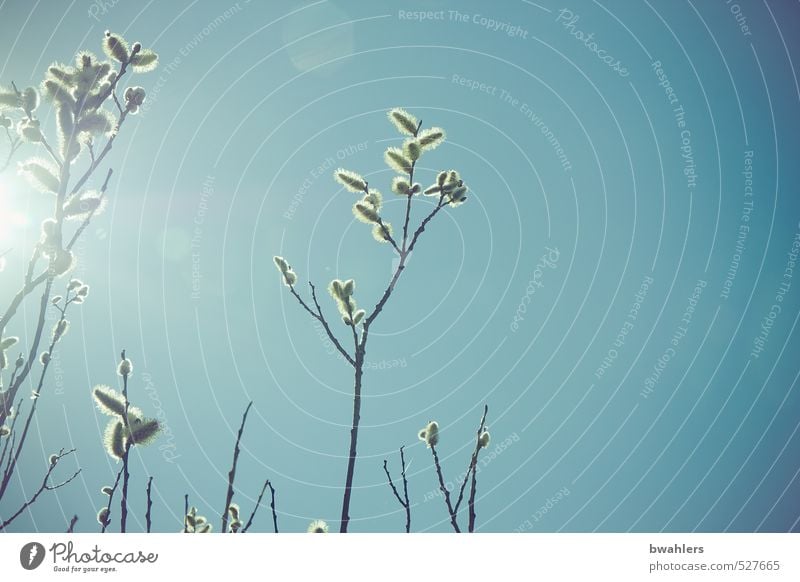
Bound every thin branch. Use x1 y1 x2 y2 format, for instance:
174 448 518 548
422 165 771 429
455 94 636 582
65 168 112 252
0 448 81 530
453 405 489 515
430 444 460 533
363 194 448 332
100 467 122 533
0 274 53 427
406 193 448 256
242 479 276 533
375 216 401 255
310 282 357 367
0 398 23 483
0 166 110 426
66 514 78 533
68 102 129 197
221 401 252 534
119 351 132 533
0 279 68 499
183 494 189 533
286 283 355 367
145 476 153 533
38 133 62 169
383 460 406 507
383 446 410 532
267 481 278 533
400 446 411 533
468 455 479 532
400 119 422 251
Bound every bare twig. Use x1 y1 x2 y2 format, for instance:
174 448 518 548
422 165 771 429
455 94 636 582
430 444 460 533
183 494 189 533
287 283 355 367
0 167 113 427
0 285 74 500
383 446 410 532
400 119 422 250
0 398 23 481
221 401 252 534
66 514 78 533
267 481 278 533
375 216 401 255
468 455 479 532
119 351 131 533
453 405 489 516
145 476 153 533
100 467 122 533
241 479 276 533
0 448 81 530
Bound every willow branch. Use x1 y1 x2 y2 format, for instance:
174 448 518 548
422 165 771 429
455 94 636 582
400 120 422 250
0 399 23 485
286 283 355 366
183 494 189 533
222 401 252 534
383 446 410 532
0 448 81 531
242 479 276 533
430 444 460 533
454 405 489 515
66 514 78 533
100 467 122 533
145 476 153 533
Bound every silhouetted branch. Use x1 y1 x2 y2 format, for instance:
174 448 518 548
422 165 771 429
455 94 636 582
430 444 460 533
66 514 78 533
100 466 123 533
383 446 410 532
0 398 23 485
0 448 81 530
242 479 276 533
0 291 79 500
221 401 252 533
454 405 489 515
183 494 189 533
119 351 131 533
145 476 153 533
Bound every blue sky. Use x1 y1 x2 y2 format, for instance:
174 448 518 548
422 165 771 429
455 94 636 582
0 0 799 532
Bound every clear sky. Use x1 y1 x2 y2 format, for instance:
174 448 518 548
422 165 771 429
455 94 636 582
0 0 799 533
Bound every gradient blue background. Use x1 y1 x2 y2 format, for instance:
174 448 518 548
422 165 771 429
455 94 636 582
1 0 799 532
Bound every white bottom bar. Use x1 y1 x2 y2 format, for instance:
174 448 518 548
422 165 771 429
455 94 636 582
1 533 797 580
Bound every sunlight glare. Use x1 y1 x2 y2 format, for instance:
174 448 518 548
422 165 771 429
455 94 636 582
0 177 31 247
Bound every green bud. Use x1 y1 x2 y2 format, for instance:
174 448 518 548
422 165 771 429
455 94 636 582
103 31 130 63
387 108 418 136
418 127 445 150
93 385 126 417
130 49 158 72
353 201 379 224
391 177 410 195
384 147 412 174
334 169 367 193
403 139 421 162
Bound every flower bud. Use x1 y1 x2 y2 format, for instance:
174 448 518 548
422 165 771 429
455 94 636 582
387 108 418 136
384 147 412 174
334 169 367 193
